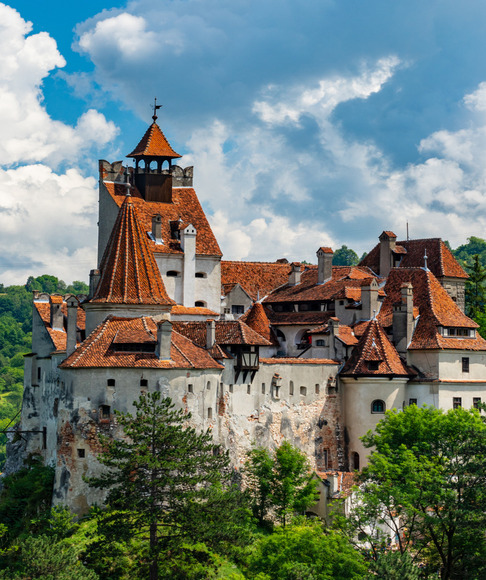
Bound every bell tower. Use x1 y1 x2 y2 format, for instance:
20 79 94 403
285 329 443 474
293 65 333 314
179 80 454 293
127 99 182 203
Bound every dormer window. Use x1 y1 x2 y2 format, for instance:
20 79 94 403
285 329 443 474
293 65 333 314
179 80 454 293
368 361 380 371
445 328 473 338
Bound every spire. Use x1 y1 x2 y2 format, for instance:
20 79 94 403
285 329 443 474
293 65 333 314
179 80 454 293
240 302 278 345
127 120 181 159
91 195 175 306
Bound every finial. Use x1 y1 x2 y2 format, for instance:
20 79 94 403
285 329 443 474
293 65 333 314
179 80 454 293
124 166 131 197
424 249 428 271
152 97 162 122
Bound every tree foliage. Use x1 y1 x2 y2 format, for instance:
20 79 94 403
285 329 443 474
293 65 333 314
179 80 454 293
332 245 359 266
88 392 245 579
347 405 486 579
245 441 319 527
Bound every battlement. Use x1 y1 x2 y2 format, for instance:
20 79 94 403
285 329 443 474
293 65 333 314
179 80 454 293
99 161 193 187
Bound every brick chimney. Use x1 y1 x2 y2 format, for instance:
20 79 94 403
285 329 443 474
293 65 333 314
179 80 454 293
206 319 216 349
66 296 78 357
393 282 413 356
49 295 64 331
317 247 333 284
361 279 379 320
156 320 172 360
379 231 397 277
288 263 302 286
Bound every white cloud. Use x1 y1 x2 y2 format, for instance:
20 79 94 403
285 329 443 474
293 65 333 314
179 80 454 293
0 3 118 284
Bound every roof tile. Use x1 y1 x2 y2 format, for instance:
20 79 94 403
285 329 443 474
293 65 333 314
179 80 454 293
127 122 181 158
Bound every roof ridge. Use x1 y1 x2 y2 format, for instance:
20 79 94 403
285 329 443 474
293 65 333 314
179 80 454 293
68 317 111 367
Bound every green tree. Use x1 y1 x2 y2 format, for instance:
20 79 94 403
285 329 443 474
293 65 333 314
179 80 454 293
453 236 486 266
245 519 367 580
465 254 486 321
347 405 486 579
87 392 239 580
245 442 319 527
332 245 359 266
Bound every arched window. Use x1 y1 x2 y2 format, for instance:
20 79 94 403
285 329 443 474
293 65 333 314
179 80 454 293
371 399 386 414
353 452 360 470
195 301 206 307
195 272 207 278
166 270 180 277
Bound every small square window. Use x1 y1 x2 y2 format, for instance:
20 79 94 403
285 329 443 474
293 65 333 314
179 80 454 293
140 379 148 387
300 386 307 396
473 397 481 409
77 449 85 458
462 357 470 373
315 339 325 347
107 379 115 387
453 397 462 409
232 305 244 314
368 361 380 371
409 398 417 406
100 405 111 419
188 384 193 393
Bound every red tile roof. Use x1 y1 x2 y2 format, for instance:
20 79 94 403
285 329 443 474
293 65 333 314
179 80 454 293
34 300 86 352
376 268 486 350
240 302 279 345
127 122 181 159
91 195 174 306
172 320 272 347
308 323 359 346
341 319 413 377
60 316 222 369
360 238 468 279
104 182 222 257
316 471 356 498
266 310 334 326
171 305 218 316
318 247 333 254
261 358 338 365
221 260 294 300
264 266 381 304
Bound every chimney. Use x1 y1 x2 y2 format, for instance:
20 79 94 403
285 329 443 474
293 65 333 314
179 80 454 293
288 263 302 286
156 320 172 360
89 269 101 299
328 473 339 496
152 214 162 242
181 224 196 307
379 231 397 277
317 247 333 284
49 295 64 331
361 279 379 320
206 319 216 349
392 282 413 356
66 296 78 357
328 317 339 359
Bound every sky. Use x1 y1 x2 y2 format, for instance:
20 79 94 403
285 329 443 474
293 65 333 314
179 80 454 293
3 1 486 284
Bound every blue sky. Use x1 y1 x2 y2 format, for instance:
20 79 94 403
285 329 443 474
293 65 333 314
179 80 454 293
2 1 486 284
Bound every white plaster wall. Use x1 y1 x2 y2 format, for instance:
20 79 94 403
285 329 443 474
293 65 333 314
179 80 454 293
438 350 486 380
223 285 253 317
195 256 221 313
156 254 184 304
341 377 408 467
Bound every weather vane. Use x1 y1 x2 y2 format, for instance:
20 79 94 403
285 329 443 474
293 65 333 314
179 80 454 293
152 97 162 122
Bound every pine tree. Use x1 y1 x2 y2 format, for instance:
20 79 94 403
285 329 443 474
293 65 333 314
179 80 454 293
87 392 233 580
465 254 486 320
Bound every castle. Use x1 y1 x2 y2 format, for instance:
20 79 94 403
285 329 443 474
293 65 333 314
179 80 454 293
8 113 486 513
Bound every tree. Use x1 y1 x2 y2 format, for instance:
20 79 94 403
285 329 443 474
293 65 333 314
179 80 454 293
347 405 486 579
87 392 239 580
245 441 319 527
332 245 359 266
453 236 486 266
465 254 486 320
245 519 367 580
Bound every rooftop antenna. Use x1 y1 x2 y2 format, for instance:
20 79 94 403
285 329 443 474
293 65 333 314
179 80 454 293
124 166 131 195
406 221 409 241
424 249 428 271
152 97 162 122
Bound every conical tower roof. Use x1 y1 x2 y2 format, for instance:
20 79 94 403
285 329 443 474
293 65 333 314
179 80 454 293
241 302 279 345
341 319 411 377
91 194 175 305
127 122 181 159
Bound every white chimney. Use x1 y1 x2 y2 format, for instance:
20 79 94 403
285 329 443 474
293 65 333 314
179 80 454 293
288 263 302 286
156 320 172 360
317 247 333 284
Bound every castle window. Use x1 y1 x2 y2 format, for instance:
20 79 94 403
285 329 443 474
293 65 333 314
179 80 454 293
107 379 115 387
77 449 85 458
368 361 380 371
166 271 180 277
453 397 462 409
207 381 211 390
140 379 148 387
232 305 244 314
353 452 360 471
262 383 265 394
289 381 294 396
247 385 251 394
315 339 325 347
229 384 234 393
37 367 41 381
300 386 307 396
195 272 207 278
195 301 206 307
409 398 417 406
462 357 470 373
188 384 193 393
207 408 213 419
473 397 481 409
100 405 111 419
371 399 385 413
315 384 320 394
